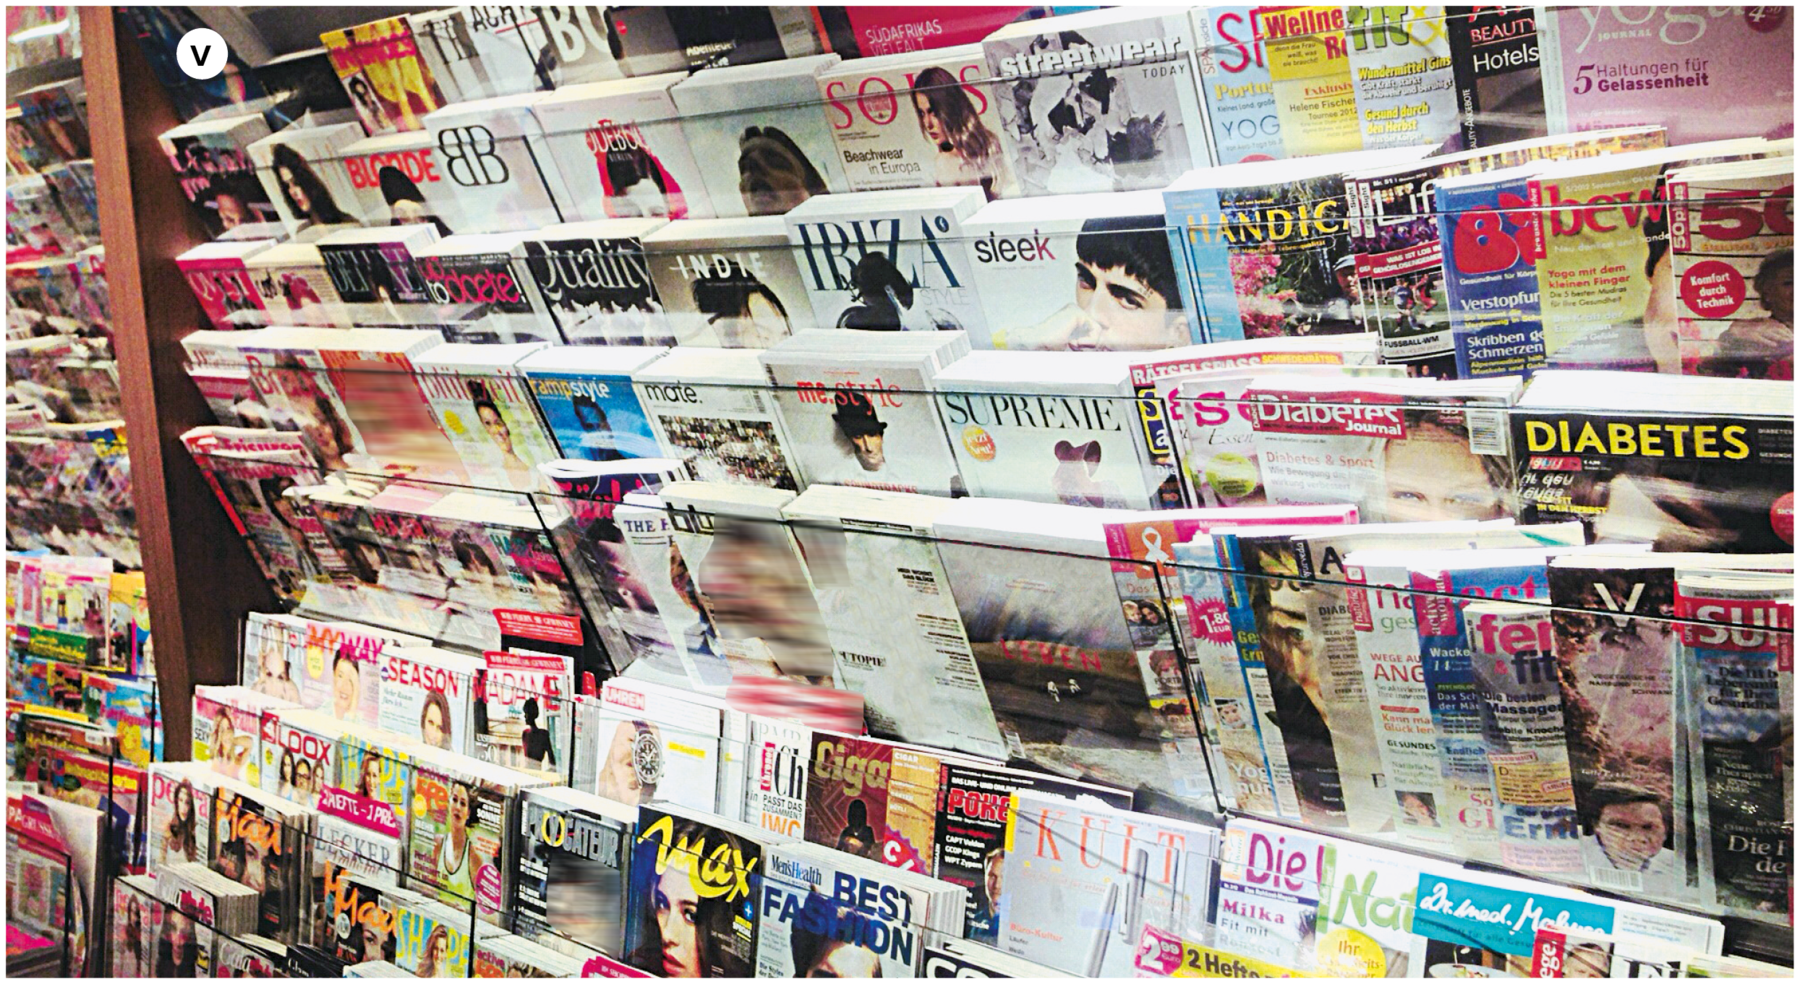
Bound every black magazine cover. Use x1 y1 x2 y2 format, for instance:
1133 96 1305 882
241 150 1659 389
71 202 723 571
516 792 631 958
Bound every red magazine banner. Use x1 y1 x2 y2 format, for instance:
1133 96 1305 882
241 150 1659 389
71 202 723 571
493 609 582 647
582 952 653 977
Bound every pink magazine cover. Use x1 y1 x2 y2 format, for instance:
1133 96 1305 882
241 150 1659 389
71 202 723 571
1542 7 1794 145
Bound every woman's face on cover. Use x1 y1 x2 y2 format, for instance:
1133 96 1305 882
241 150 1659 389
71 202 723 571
391 198 430 225
808 942 881 979
914 91 947 147
720 291 789 348
278 165 312 215
334 659 360 718
216 193 248 229
1069 261 1182 351
1764 264 1794 324
478 403 513 453
1382 425 1503 523
450 783 472 830
422 701 448 748
654 863 702 977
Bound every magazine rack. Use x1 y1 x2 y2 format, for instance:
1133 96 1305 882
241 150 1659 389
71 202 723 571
74 3 1797 969
5 820 79 977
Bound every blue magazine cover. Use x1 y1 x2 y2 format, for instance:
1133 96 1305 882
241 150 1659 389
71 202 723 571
1438 169 1545 378
522 349 667 462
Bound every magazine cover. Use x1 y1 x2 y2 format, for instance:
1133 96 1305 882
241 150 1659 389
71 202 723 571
962 191 1193 350
1263 6 1359 157
521 346 667 462
783 187 989 333
983 8 1209 196
1314 839 1440 978
209 783 302 942
1511 401 1795 553
622 805 766 977
1668 158 1795 378
1213 817 1328 968
762 335 967 496
1192 6 1280 164
1243 379 1517 524
932 762 1132 945
407 763 509 921
156 114 278 237
642 217 817 348
412 237 557 345
671 54 847 219
515 788 632 958
1166 145 1434 342
585 710 722 813
801 732 892 863
415 342 558 492
745 716 811 840
634 349 804 491
176 241 274 331
394 901 472 976
260 710 341 805
146 764 214 871
336 732 416 819
1447 6 1549 149
1465 600 1583 876
443 5 622 97
935 352 1166 507
518 219 670 345
1539 7 1793 145
1344 7 1457 150
192 688 265 785
530 74 709 222
376 648 479 755
936 505 1201 807
1677 572 1792 917
1549 558 1690 899
782 489 1004 757
321 16 450 134
244 243 348 328
113 877 165 978
248 120 369 236
818 43 1019 199
421 95 568 234
754 844 947 978
322 864 403 965
479 650 573 777
1437 165 1546 378
338 129 461 236
1000 791 1218 977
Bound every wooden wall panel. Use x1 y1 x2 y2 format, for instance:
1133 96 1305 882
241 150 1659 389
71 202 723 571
83 6 275 754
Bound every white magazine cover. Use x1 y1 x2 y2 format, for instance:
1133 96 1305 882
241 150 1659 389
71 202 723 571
932 350 1165 508
530 72 711 222
761 329 969 496
1344 6 1457 150
755 843 959 978
443 6 623 98
421 94 569 234
247 117 370 236
999 789 1218 977
583 684 723 813
642 217 817 348
1244 375 1520 524
413 341 558 493
633 347 804 491
375 646 483 756
781 486 1005 758
660 481 836 686
671 54 848 218
962 189 1193 351
983 7 1210 196
782 186 990 334
817 43 1019 199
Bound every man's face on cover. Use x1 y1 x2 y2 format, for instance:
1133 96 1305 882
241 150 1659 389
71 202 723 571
1070 260 1182 350
848 430 885 471
1596 800 1665 868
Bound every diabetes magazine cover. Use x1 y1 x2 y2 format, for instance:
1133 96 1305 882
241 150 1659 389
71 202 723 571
1511 409 1795 553
623 805 765 977
937 539 1201 809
